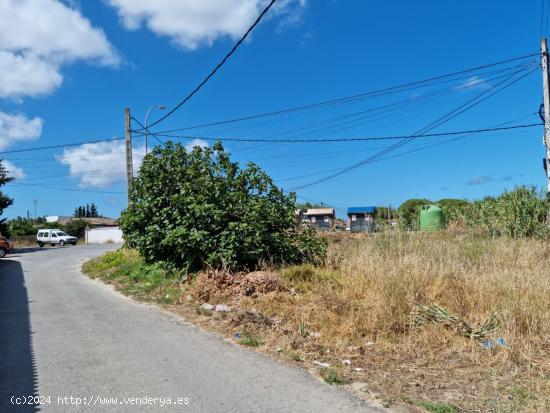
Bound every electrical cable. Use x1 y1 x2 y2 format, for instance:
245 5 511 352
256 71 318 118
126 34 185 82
290 65 537 190
138 0 278 131
136 53 539 135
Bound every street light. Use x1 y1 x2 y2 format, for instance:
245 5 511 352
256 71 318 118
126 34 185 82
144 104 166 154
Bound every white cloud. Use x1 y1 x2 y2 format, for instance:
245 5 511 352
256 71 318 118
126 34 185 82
57 138 210 188
453 76 490 92
0 112 43 150
3 160 26 180
57 141 144 187
0 0 119 99
185 139 209 151
106 0 307 50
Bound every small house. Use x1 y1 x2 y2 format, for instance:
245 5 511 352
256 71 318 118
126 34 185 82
347 207 376 233
305 208 335 231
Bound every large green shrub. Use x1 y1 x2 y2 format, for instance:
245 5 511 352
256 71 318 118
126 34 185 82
120 141 326 271
436 198 471 226
466 186 550 238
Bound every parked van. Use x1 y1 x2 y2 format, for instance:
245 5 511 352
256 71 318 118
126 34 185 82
37 229 77 247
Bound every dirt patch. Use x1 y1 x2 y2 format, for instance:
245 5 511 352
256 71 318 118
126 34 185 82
193 268 286 302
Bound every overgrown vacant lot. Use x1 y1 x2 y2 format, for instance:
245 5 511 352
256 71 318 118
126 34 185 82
84 232 550 412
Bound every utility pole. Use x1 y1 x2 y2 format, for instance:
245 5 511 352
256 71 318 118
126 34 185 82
541 38 550 193
124 107 133 204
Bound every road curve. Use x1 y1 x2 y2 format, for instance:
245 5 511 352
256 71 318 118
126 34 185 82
0 245 379 412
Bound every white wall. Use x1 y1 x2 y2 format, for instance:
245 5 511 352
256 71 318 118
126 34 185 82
85 226 123 244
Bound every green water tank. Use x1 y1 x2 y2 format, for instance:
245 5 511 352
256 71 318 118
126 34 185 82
419 205 444 231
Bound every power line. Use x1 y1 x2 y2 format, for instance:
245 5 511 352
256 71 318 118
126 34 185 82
8 183 126 194
138 0 278 131
184 65 532 142
0 136 127 155
274 114 538 183
290 65 537 190
131 117 164 145
137 52 539 135
143 123 541 144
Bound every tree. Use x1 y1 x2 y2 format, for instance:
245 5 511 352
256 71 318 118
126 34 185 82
74 204 99 218
0 161 14 236
90 203 98 217
120 141 326 271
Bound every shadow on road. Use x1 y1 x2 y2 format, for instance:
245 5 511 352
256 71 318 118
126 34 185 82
11 247 51 256
0 260 39 412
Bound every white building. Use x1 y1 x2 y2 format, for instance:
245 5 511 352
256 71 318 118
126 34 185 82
85 226 123 244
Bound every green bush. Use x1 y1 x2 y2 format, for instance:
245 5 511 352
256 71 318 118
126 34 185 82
120 141 326 271
61 219 88 238
8 217 37 236
436 198 471 226
466 186 550 238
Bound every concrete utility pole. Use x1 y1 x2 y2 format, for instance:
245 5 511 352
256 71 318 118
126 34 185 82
124 107 133 204
541 38 550 193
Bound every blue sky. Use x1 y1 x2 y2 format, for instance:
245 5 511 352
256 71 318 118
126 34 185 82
0 0 545 218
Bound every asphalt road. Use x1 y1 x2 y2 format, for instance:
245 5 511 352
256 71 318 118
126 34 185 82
0 245 379 412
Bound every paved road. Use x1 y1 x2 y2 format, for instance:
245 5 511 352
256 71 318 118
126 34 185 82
0 245 378 412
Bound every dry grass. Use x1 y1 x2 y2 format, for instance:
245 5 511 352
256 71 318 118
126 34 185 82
231 232 550 412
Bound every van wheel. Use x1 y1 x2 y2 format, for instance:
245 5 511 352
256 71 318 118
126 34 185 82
59 240 65 247
38 242 44 247
0 248 6 258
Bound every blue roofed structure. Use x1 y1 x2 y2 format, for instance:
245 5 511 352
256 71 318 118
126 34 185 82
347 207 376 233
347 207 376 214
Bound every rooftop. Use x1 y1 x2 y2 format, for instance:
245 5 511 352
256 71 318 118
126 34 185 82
306 208 335 216
347 207 376 214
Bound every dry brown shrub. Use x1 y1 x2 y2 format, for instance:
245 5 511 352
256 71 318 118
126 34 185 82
193 268 285 302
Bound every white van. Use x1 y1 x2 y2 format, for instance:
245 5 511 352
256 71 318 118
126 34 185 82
37 229 78 247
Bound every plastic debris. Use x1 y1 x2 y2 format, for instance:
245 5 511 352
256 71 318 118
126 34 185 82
310 332 321 338
495 337 507 347
200 303 214 311
233 332 242 339
479 339 493 349
479 337 508 350
313 361 331 368
353 368 363 372
215 304 231 312
342 359 352 366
